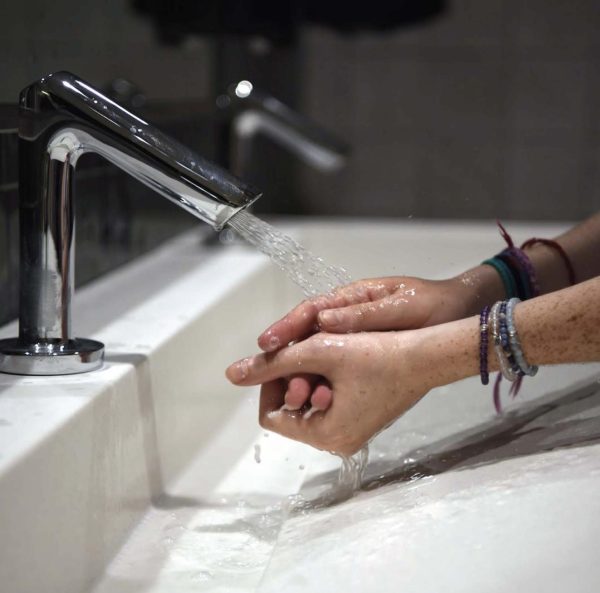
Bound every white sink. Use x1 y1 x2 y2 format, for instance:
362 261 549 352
0 218 598 593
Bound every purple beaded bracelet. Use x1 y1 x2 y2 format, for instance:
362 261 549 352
479 305 491 385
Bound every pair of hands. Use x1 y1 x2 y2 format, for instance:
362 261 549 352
226 275 475 455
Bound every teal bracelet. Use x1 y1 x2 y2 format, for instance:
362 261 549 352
482 257 517 298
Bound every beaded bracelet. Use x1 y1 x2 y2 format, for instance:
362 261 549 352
489 301 517 382
498 299 523 379
482 298 539 412
479 305 490 385
489 301 516 413
506 298 538 377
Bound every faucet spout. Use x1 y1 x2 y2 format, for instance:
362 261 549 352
21 71 262 230
0 71 262 376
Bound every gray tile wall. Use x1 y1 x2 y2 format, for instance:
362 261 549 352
0 0 212 103
297 0 600 220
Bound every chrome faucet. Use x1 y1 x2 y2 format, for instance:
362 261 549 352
218 80 351 177
0 71 261 376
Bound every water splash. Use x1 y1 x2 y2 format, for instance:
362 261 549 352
229 210 368 494
228 210 351 296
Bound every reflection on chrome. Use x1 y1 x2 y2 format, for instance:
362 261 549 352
0 71 262 376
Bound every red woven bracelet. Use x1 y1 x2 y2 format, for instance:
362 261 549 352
520 238 576 286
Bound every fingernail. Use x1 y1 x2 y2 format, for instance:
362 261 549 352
259 330 280 352
320 310 344 327
226 358 250 383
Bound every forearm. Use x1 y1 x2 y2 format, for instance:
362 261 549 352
452 213 600 317
414 276 600 391
516 276 600 366
524 212 600 293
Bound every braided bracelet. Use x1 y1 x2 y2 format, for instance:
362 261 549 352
504 247 540 297
521 238 576 286
495 221 541 299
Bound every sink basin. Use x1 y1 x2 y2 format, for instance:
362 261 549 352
0 218 598 593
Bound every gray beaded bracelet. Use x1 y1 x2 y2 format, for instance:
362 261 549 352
506 298 538 377
489 301 518 382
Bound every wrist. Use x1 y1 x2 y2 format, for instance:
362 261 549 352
408 315 496 391
449 265 506 317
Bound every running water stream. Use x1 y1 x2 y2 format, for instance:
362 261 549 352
228 210 369 498
228 211 352 295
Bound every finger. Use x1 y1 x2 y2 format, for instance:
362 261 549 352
259 381 314 444
318 294 415 333
257 295 341 352
310 381 333 411
226 342 328 386
256 279 396 352
302 381 333 418
283 374 318 410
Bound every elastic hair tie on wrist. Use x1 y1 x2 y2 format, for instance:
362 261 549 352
520 238 576 286
496 251 531 300
482 257 517 299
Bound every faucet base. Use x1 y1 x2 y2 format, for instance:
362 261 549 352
0 338 104 376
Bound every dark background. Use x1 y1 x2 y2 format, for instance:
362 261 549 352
1 1 599 325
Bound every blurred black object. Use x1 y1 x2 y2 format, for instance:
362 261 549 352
133 0 447 44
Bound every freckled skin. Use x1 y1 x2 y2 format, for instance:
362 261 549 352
253 215 600 413
227 276 600 454
228 215 600 454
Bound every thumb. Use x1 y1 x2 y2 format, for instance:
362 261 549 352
318 296 418 332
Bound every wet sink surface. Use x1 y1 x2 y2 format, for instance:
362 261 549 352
1 219 599 593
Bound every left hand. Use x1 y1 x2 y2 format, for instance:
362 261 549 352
225 331 433 455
